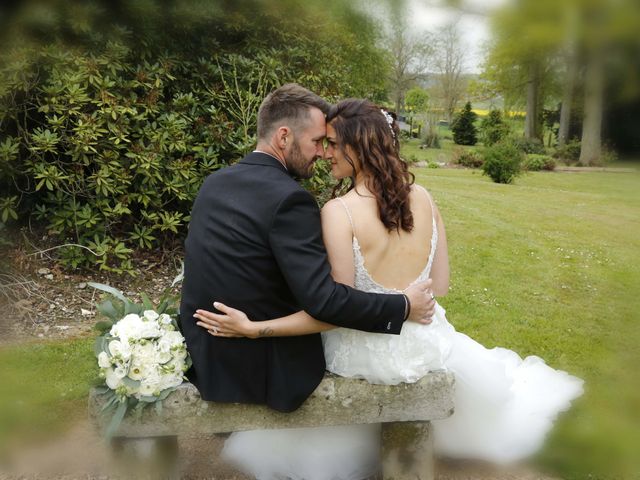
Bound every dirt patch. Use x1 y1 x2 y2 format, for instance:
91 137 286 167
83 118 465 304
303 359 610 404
0 236 184 346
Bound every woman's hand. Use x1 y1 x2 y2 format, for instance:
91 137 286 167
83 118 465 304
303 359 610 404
194 302 258 339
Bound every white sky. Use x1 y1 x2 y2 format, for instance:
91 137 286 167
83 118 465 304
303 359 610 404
363 0 510 74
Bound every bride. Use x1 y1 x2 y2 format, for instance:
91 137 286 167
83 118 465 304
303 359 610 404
193 99 584 479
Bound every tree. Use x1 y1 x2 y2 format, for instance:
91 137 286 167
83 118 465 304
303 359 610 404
451 102 478 145
405 87 429 113
384 8 432 115
432 23 467 123
480 110 510 146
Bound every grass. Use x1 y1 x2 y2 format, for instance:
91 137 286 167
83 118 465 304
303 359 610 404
414 167 640 479
0 338 96 459
1 167 638 478
401 129 482 165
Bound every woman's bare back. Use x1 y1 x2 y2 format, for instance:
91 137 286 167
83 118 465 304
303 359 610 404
339 185 435 291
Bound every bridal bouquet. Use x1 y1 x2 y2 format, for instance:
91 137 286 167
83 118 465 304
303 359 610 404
90 278 191 437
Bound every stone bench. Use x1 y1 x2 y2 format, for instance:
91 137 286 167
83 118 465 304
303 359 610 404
88 371 455 479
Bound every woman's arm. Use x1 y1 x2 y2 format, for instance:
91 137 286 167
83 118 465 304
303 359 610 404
194 303 334 338
196 198 356 338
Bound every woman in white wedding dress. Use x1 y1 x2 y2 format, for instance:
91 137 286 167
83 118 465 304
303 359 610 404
194 99 583 479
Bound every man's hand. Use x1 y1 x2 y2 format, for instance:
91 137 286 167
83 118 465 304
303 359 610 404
404 279 436 325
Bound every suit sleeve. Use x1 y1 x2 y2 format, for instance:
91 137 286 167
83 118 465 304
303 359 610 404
268 189 406 334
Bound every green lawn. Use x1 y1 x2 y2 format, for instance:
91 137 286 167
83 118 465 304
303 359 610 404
0 338 96 458
1 167 639 478
415 167 640 479
401 134 483 165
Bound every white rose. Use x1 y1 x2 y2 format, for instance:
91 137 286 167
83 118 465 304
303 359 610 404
111 314 144 342
159 313 172 325
160 373 182 391
114 365 128 379
164 331 185 348
138 321 162 339
105 368 122 389
133 342 158 364
98 351 111 368
157 350 172 364
143 310 159 321
108 340 132 360
140 371 161 396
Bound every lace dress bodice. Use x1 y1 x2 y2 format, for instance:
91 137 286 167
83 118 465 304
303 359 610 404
352 209 438 294
322 194 454 385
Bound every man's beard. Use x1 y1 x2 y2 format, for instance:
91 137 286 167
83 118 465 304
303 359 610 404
286 139 315 179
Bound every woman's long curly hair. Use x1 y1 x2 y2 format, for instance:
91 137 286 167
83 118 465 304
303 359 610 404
327 99 415 232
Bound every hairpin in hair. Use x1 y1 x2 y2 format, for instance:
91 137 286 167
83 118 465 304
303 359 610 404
380 109 396 138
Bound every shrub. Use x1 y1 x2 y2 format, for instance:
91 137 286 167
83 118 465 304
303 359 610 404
427 160 439 169
0 2 387 274
512 137 546 155
452 149 483 168
421 130 441 149
479 110 510 146
524 154 556 171
552 139 581 164
481 141 524 184
451 102 478 146
600 147 619 165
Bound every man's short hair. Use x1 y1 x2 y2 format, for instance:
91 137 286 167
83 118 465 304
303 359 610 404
257 83 330 140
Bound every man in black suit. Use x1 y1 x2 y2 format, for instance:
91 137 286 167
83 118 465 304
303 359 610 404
180 84 435 413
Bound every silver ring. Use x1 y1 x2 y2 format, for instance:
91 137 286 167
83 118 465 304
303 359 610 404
212 327 218 334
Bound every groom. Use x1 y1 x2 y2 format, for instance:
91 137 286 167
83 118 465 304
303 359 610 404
180 83 435 412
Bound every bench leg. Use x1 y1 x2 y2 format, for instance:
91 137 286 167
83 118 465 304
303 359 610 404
381 421 434 480
110 435 179 478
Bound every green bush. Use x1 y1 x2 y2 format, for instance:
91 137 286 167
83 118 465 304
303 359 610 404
452 149 484 168
524 154 556 171
421 131 441 149
513 137 547 155
0 0 388 274
552 139 581 164
600 147 619 165
479 110 510 146
481 141 524 184
451 102 478 146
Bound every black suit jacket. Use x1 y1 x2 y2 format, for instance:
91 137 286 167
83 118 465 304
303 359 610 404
179 152 406 412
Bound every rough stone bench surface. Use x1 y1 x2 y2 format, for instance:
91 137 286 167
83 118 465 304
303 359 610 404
89 370 455 437
89 371 455 480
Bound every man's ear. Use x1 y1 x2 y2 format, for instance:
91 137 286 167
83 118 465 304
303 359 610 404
276 126 291 149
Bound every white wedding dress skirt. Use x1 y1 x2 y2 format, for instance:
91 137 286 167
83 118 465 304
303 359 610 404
223 303 583 479
222 199 583 479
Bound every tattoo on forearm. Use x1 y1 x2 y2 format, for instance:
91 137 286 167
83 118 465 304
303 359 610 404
258 327 274 338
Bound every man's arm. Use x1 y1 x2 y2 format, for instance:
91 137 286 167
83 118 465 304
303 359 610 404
268 189 406 334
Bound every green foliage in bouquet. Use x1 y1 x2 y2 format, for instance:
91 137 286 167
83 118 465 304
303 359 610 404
90 273 190 438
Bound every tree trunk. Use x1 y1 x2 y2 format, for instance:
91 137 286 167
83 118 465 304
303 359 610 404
579 48 604 165
558 6 578 147
395 93 403 117
524 62 541 140
558 53 577 146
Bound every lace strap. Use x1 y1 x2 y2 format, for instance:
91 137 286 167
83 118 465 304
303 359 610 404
417 185 436 227
335 197 356 235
